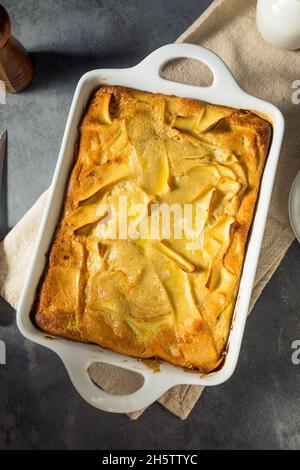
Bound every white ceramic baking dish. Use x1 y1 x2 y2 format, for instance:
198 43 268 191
17 44 284 413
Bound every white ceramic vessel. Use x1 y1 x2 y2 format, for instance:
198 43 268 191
257 0 300 50
17 44 285 413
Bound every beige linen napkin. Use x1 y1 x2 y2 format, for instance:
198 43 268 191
1 0 299 419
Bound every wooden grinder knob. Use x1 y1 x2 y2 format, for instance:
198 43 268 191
0 4 33 93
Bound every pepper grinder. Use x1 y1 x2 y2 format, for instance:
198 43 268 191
0 4 33 93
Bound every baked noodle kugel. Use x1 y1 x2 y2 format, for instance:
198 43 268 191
32 86 271 373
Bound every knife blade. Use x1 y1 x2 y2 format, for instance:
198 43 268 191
0 130 6 190
0 130 7 239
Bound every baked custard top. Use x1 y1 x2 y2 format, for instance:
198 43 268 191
33 86 271 372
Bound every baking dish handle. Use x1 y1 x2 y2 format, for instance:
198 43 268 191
60 349 174 414
135 43 239 94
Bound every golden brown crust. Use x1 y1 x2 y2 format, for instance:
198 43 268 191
32 86 271 373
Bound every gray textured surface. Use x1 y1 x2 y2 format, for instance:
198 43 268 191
0 0 300 450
